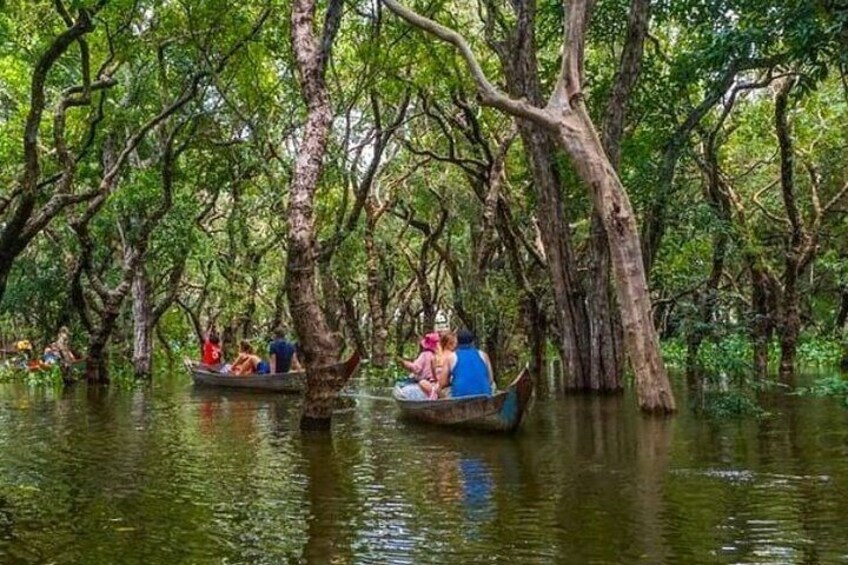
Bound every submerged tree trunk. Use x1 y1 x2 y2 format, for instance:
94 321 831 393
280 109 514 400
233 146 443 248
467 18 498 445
131 266 153 378
751 267 776 379
287 0 344 431
558 110 675 411
86 298 124 384
586 214 623 391
588 0 651 393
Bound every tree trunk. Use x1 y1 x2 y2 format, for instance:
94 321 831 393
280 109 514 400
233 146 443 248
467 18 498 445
586 214 624 391
86 301 123 384
524 297 547 384
271 272 288 332
775 78 803 381
750 267 775 379
131 266 153 378
384 0 675 412
556 109 675 412
588 0 651 393
318 259 344 334
287 0 344 431
520 125 591 388
341 294 366 355
836 287 848 333
779 288 800 379
364 210 389 367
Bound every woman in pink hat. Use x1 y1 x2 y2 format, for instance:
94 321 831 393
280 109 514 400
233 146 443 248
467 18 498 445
395 332 440 400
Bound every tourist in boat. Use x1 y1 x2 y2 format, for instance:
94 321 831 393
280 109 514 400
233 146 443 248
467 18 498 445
14 339 33 369
50 327 77 364
202 330 223 368
41 343 61 365
445 329 493 398
269 327 302 374
433 330 458 396
229 340 262 376
394 332 440 400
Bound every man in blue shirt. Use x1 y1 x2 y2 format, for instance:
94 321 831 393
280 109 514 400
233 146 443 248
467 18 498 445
269 327 302 374
450 329 494 397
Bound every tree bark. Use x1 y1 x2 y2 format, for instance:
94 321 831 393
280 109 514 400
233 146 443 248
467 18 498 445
775 79 803 380
364 203 389 367
836 287 848 332
287 0 345 431
131 265 153 378
557 109 675 411
589 0 651 392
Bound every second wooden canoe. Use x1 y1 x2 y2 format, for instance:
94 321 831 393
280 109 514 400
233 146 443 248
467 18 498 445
393 367 533 433
187 351 362 394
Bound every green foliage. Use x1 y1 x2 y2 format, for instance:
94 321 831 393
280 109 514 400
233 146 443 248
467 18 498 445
699 390 767 420
0 363 63 387
794 375 848 408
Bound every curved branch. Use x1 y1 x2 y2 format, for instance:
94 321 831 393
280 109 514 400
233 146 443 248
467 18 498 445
382 0 558 129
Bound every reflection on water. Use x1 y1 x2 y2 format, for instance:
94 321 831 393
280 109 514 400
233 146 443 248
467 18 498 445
0 375 847 563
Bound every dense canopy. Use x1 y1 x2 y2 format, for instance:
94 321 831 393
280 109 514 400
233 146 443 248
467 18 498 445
1 0 847 424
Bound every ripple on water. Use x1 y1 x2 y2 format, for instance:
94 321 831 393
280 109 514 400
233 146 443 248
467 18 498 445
0 381 848 563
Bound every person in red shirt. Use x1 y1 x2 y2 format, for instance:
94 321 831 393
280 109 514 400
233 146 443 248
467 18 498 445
202 331 223 368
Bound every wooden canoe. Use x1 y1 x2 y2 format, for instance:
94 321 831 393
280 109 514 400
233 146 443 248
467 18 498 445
393 367 533 433
187 351 362 394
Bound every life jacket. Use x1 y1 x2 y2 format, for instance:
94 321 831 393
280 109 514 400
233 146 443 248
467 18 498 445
451 345 491 397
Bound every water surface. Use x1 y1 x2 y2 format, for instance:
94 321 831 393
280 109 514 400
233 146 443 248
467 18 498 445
0 375 846 563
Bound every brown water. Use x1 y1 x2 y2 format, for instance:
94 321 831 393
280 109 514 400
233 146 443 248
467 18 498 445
0 375 846 564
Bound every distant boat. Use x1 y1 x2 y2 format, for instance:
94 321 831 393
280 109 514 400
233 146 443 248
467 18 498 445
393 368 533 433
186 351 361 394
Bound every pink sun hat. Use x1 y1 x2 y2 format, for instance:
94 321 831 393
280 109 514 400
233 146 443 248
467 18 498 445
420 332 440 352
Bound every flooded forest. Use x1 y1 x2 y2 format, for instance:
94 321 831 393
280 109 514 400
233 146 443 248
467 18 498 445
1 0 847 563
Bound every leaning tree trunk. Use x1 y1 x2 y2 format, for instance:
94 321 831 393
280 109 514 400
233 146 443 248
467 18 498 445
557 108 675 412
589 0 651 393
287 0 344 431
131 266 153 378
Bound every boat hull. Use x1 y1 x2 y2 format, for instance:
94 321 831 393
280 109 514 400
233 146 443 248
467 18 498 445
394 368 533 433
190 365 306 393
187 351 361 394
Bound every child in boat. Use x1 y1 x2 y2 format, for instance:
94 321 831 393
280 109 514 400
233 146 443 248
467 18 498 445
202 331 223 368
230 340 261 376
395 332 440 400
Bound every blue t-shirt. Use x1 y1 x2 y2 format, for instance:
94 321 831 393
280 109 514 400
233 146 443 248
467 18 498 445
451 345 491 397
269 339 296 373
